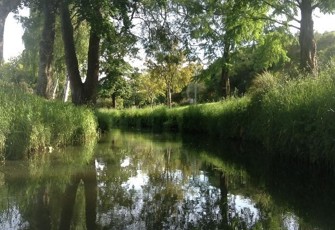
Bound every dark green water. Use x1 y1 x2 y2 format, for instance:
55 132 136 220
1 129 335 230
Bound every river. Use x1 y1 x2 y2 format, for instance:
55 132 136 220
0 129 334 229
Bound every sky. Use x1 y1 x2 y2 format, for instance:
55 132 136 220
3 8 335 62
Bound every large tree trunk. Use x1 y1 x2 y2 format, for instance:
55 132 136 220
0 14 5 64
60 0 101 105
36 0 57 99
83 28 100 104
60 1 84 105
221 38 231 98
0 0 21 64
299 0 317 74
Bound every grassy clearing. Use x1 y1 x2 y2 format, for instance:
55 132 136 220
0 82 98 160
97 71 335 165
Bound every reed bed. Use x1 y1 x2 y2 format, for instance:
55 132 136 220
97 70 335 164
0 82 98 160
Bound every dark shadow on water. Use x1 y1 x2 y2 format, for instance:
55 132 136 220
181 133 335 229
1 130 335 229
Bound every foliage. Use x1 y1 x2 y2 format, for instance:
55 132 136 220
97 64 335 164
0 57 35 92
98 59 133 108
247 72 281 99
135 72 165 106
316 31 335 69
0 82 98 160
252 27 294 71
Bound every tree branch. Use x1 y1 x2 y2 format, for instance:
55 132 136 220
251 16 300 30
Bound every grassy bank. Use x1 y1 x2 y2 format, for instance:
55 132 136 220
96 73 335 165
0 82 98 160
96 97 250 138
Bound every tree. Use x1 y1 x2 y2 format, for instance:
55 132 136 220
137 0 198 106
183 0 268 97
136 72 165 107
99 60 133 108
36 0 58 99
0 0 21 64
59 0 101 105
60 0 137 105
259 0 335 74
146 45 196 107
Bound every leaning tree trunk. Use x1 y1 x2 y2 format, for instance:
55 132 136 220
299 0 317 74
0 0 21 64
60 0 100 105
36 0 57 99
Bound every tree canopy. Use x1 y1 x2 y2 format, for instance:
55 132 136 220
1 0 335 106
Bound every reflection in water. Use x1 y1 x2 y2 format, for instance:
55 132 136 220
0 129 334 229
59 162 97 230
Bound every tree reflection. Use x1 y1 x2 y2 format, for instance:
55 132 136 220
1 130 335 229
59 162 97 230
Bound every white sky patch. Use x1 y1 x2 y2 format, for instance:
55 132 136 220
3 7 29 61
313 9 335 33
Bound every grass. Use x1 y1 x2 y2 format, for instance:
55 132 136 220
0 82 98 160
96 70 335 165
96 97 250 139
252 75 335 164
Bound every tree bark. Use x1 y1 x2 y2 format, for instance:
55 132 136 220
36 0 57 99
0 14 5 64
60 0 101 105
221 38 231 98
0 0 21 64
60 1 84 105
84 28 100 104
299 0 317 74
63 75 70 102
112 93 116 108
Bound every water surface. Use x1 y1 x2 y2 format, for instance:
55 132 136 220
0 129 335 229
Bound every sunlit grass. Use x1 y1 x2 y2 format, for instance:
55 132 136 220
97 67 335 164
0 82 98 160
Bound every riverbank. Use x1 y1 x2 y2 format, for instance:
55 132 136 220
96 73 335 166
0 82 97 160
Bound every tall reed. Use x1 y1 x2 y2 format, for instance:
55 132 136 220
0 82 98 160
97 68 335 165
